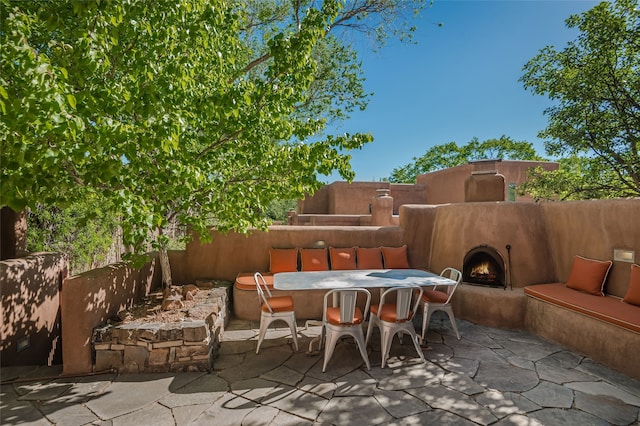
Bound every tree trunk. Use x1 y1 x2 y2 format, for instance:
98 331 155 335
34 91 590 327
159 246 172 289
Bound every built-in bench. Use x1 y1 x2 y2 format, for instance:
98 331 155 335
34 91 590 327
233 245 410 321
524 259 640 380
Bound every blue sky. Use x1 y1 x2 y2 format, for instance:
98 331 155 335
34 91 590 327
324 0 600 182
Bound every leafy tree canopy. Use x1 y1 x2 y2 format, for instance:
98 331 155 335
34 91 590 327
520 0 640 199
388 136 544 183
1 0 428 259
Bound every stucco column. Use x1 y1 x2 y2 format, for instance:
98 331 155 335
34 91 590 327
371 189 394 226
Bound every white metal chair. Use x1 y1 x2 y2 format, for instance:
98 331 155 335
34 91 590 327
321 288 371 372
254 272 299 354
365 285 425 368
420 267 462 343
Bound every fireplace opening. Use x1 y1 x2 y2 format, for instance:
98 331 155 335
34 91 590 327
463 245 506 288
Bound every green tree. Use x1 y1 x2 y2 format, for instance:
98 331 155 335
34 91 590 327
388 136 544 183
1 0 427 284
520 0 640 199
27 201 119 274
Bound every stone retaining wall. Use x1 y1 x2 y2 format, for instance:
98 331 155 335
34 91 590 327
91 282 230 373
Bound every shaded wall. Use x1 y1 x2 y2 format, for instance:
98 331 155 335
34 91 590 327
1 252 67 366
61 256 162 374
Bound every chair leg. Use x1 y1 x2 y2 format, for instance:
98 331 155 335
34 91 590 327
445 307 460 340
353 329 371 370
283 315 299 352
410 330 426 363
380 327 392 368
421 305 436 343
322 330 340 372
257 316 270 354
365 316 376 347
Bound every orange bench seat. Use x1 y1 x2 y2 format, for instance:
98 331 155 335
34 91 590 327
524 282 640 334
235 272 274 291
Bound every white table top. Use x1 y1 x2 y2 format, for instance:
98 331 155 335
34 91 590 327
273 269 455 290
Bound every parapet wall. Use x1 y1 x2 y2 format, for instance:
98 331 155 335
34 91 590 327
61 255 162 374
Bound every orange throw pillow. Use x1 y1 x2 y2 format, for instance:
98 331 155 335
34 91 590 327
301 248 329 271
565 255 612 296
356 247 383 269
269 248 298 273
623 263 640 306
329 247 356 270
381 245 410 269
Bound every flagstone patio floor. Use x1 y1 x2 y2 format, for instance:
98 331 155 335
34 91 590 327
2 317 639 425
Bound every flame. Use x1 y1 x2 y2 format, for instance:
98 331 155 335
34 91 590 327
470 261 496 279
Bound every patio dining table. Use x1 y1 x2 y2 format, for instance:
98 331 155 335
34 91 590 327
274 269 456 352
273 268 456 291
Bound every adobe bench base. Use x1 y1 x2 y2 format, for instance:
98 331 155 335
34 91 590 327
524 283 640 380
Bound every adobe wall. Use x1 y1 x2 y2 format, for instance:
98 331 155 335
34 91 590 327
0 252 67 366
540 199 640 298
176 226 405 284
402 202 556 287
329 182 388 214
61 256 162 374
390 183 428 213
416 164 472 204
401 199 639 292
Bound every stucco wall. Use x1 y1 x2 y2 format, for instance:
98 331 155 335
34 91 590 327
61 256 161 374
403 202 557 287
417 164 472 204
177 225 405 284
1 252 67 366
541 199 640 298
400 199 639 293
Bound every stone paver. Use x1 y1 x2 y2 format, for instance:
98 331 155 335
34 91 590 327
2 318 639 426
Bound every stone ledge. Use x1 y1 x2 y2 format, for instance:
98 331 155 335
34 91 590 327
91 281 230 373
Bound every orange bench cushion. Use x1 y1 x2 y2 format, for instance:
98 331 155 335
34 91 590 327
356 247 383 269
301 248 329 271
525 283 640 334
381 245 410 269
235 272 274 291
270 248 299 273
329 247 357 270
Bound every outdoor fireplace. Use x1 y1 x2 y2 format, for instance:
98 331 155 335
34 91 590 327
463 245 506 288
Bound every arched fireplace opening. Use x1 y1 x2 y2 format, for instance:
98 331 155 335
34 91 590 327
463 245 506 288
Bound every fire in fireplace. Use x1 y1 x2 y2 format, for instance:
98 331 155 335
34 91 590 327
463 245 506 288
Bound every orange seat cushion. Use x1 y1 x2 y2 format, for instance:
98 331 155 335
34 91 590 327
326 306 364 325
235 272 274 291
565 255 612 296
371 304 413 323
301 248 329 271
262 295 294 313
329 247 357 270
525 283 640 333
356 247 383 269
270 248 299 273
381 245 410 269
421 289 449 304
623 263 640 306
